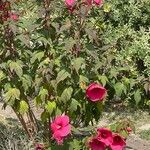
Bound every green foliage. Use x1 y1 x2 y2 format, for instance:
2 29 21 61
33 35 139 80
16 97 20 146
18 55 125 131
19 100 29 115
98 0 150 108
3 88 20 106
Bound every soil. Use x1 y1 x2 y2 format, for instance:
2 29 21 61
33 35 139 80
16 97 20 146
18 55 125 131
0 102 150 150
126 135 150 150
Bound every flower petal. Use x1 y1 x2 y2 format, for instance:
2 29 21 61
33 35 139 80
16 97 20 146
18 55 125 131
89 137 106 150
93 0 103 6
52 132 64 145
110 134 126 150
55 115 70 126
65 0 75 7
97 128 113 146
59 124 71 137
86 83 107 102
51 122 62 133
61 115 70 126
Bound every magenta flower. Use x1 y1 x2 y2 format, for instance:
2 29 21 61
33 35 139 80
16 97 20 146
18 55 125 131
126 127 132 134
86 83 107 102
9 13 19 21
97 128 113 146
51 115 71 145
93 0 103 6
65 0 75 8
86 0 93 5
89 137 106 150
110 134 126 150
0 4 3 11
35 143 44 150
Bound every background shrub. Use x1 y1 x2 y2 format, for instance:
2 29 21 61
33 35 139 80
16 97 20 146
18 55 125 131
0 0 149 149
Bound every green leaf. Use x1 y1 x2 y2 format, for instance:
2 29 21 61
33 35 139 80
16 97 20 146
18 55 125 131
60 87 73 103
19 100 29 115
69 139 82 150
85 28 98 42
56 70 70 85
9 61 23 77
4 88 20 105
59 19 71 33
134 89 141 105
86 49 99 61
50 143 69 150
34 76 43 87
41 111 49 123
110 68 118 78
34 96 42 107
4 83 11 91
39 88 48 100
21 74 32 91
98 75 108 86
31 51 44 64
109 123 117 132
97 102 104 112
55 107 62 116
71 126 82 135
45 101 56 115
72 58 85 73
65 37 76 52
16 34 30 47
79 75 89 83
70 99 81 112
114 82 124 97
0 70 5 81
146 100 150 106
119 130 129 139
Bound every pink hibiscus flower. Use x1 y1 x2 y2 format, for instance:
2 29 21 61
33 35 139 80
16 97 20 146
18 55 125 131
126 127 132 134
9 13 19 21
0 4 3 11
93 0 103 6
35 143 45 150
86 83 107 102
97 128 113 146
89 137 106 150
110 134 126 150
51 115 71 145
65 0 75 8
86 0 93 5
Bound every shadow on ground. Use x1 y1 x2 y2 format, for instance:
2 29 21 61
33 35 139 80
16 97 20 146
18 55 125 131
0 117 34 150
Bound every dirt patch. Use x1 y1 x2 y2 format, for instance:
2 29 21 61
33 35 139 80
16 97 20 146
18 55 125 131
126 134 150 150
139 124 150 130
0 103 17 119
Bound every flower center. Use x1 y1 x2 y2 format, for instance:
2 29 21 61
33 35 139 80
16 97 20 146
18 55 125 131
115 137 121 142
101 132 107 138
57 123 62 130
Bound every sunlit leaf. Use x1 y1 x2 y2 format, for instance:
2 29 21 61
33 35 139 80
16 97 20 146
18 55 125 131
9 61 23 77
4 88 20 105
60 87 73 103
134 89 141 105
114 82 124 97
56 70 70 85
19 100 29 115
45 101 56 115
